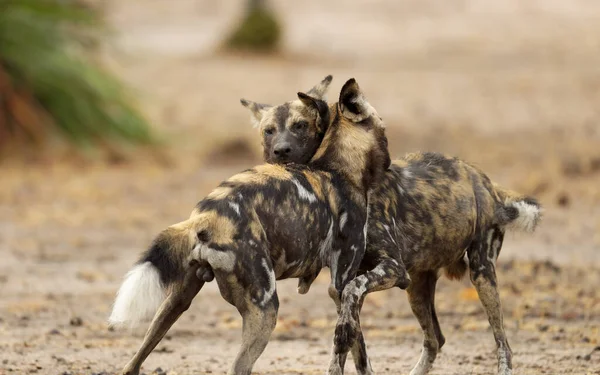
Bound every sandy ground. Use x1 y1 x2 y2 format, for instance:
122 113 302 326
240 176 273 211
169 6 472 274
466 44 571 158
2 0 600 374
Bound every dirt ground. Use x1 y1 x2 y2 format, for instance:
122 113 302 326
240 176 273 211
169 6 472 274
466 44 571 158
1 1 600 374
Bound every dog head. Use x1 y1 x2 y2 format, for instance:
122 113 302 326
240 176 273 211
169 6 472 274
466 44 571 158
240 75 333 164
306 78 391 190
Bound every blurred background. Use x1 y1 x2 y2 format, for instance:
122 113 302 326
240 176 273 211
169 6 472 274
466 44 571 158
1 1 599 374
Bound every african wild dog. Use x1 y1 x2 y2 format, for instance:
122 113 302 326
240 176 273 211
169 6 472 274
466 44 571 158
254 78 542 375
108 77 400 375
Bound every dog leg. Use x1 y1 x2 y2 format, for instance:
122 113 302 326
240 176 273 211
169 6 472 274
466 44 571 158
228 301 278 375
468 227 512 375
329 257 408 375
408 271 439 375
327 228 369 375
350 301 373 375
225 258 279 375
121 269 203 375
410 270 445 350
324 285 373 375
429 278 444 349
327 284 349 375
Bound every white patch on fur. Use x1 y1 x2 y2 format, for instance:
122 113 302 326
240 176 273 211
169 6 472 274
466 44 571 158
200 246 236 272
373 263 390 277
340 245 359 283
409 345 436 375
383 224 398 247
319 221 335 263
504 200 542 232
485 230 498 268
339 212 348 231
486 229 494 248
397 184 405 195
356 278 368 296
191 243 202 259
291 178 317 203
497 341 512 375
108 262 165 329
330 249 341 280
228 201 241 216
260 258 276 306
403 169 413 180
344 275 368 301
491 238 502 261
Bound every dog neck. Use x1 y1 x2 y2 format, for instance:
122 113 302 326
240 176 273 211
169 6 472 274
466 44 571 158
309 103 376 194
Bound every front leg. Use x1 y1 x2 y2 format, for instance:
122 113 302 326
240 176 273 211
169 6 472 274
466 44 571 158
331 257 410 375
327 230 367 375
327 284 373 375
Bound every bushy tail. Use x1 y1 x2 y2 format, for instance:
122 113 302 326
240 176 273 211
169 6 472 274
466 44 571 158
494 185 542 233
108 217 202 329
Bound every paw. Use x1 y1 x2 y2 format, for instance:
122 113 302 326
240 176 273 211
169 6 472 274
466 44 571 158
409 360 433 375
498 364 512 375
397 271 411 290
327 364 344 375
121 362 141 375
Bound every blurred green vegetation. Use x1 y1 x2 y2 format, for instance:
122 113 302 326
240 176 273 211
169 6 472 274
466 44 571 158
0 0 154 150
225 0 281 52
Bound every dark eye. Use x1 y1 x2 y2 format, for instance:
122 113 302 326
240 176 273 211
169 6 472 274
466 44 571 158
264 128 274 136
292 121 307 131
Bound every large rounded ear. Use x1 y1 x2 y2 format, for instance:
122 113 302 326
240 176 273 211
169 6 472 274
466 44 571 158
338 78 372 122
297 92 330 133
306 75 333 100
240 99 272 127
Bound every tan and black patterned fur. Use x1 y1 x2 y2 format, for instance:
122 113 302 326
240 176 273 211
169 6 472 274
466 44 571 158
109 78 398 375
257 81 542 375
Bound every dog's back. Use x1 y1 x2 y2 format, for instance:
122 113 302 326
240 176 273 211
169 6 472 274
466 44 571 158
366 152 541 277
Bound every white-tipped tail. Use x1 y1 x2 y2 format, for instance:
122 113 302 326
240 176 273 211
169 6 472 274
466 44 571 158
109 262 166 329
504 200 542 233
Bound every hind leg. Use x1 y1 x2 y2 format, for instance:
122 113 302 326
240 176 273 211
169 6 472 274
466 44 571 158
430 295 445 349
468 227 512 375
407 271 439 375
214 257 279 375
411 272 445 350
229 298 278 375
121 268 203 375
